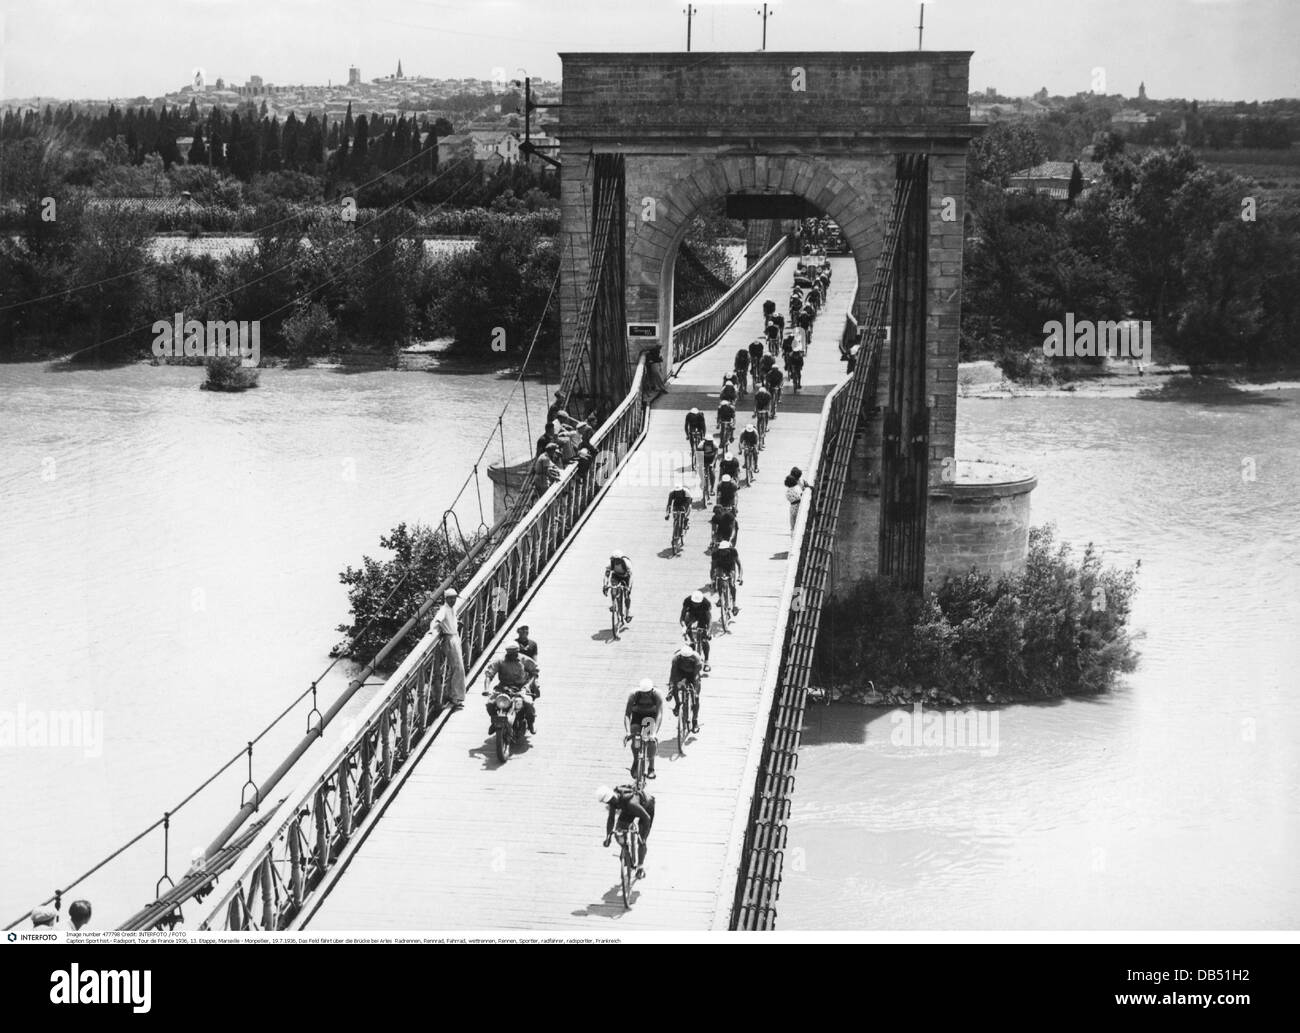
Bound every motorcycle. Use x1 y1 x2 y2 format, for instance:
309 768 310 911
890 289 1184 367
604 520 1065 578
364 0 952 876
486 680 538 763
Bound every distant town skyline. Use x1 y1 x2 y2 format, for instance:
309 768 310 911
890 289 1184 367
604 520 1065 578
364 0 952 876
3 0 1298 103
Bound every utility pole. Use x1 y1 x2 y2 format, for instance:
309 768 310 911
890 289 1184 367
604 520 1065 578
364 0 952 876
917 2 926 50
684 4 697 52
514 75 560 170
757 4 772 51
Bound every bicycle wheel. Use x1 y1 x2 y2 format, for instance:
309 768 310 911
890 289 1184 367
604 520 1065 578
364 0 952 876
610 589 620 639
716 581 730 633
619 835 632 907
678 701 688 754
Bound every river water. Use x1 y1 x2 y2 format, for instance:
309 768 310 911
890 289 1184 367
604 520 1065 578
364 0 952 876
0 362 547 924
781 386 1300 929
3 366 1295 929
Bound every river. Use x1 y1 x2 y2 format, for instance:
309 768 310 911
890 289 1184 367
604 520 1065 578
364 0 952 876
0 361 547 924
4 368 1295 929
780 385 1300 929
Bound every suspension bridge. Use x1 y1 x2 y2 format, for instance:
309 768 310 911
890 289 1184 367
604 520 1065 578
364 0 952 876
9 51 987 932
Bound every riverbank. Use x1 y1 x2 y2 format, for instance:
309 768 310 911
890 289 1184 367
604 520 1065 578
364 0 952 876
813 681 1074 708
959 358 1300 398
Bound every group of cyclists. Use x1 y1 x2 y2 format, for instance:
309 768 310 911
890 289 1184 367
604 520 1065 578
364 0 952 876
595 259 831 888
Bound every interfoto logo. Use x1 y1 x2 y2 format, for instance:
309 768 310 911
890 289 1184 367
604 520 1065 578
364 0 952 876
0 704 102 759
1042 314 1151 362
889 703 1000 757
50 965 151 1014
151 313 261 367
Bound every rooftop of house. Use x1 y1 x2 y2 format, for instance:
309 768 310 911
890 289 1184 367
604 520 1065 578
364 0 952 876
1009 161 1105 182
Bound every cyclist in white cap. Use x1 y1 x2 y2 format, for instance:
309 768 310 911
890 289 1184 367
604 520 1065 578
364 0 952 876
678 590 713 671
684 407 706 450
623 678 665 779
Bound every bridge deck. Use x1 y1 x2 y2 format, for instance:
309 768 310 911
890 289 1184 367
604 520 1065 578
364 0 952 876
309 256 856 931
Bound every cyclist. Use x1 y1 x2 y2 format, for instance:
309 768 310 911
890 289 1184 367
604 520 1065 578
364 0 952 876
698 435 718 495
719 450 740 483
679 590 713 670
765 364 784 417
716 398 736 449
710 538 745 613
747 337 765 373
719 375 738 406
762 298 776 322
753 385 772 440
624 677 664 779
788 348 805 392
599 784 655 879
734 347 751 393
739 423 760 475
602 551 634 622
759 351 776 380
665 480 692 528
482 644 539 735
765 319 780 355
684 407 706 450
716 473 739 513
667 644 704 732
710 501 739 550
798 305 814 348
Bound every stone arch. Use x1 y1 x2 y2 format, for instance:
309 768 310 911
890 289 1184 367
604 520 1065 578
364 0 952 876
625 152 888 365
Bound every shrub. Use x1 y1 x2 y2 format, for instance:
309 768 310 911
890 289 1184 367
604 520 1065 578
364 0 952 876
202 355 259 390
334 522 482 669
280 301 338 361
813 525 1138 699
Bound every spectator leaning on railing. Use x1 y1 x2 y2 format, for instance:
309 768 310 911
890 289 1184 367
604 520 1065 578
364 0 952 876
784 467 813 532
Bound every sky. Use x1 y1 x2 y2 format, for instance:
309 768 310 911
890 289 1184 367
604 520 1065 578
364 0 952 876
1 0 1298 103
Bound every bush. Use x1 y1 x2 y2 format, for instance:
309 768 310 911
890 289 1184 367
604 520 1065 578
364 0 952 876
813 525 1138 699
202 355 259 390
334 522 482 669
280 301 338 361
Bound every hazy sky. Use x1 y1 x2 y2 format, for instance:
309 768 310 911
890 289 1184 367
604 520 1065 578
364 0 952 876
2 0 1297 102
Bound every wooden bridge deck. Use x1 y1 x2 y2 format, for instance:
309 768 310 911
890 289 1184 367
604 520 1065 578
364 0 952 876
308 256 856 931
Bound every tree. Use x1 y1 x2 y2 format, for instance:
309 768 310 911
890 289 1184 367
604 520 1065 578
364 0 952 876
188 124 208 166
1067 161 1084 203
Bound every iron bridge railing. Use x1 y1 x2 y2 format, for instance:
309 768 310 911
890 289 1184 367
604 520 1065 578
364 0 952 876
194 355 651 931
671 233 795 371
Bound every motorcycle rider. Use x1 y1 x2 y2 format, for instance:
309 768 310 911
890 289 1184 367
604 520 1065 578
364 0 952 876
482 644 539 735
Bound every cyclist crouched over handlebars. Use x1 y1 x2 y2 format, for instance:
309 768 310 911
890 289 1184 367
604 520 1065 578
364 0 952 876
482 644 539 735
603 552 634 621
599 784 656 879
667 643 704 732
710 539 744 613
679 590 713 671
